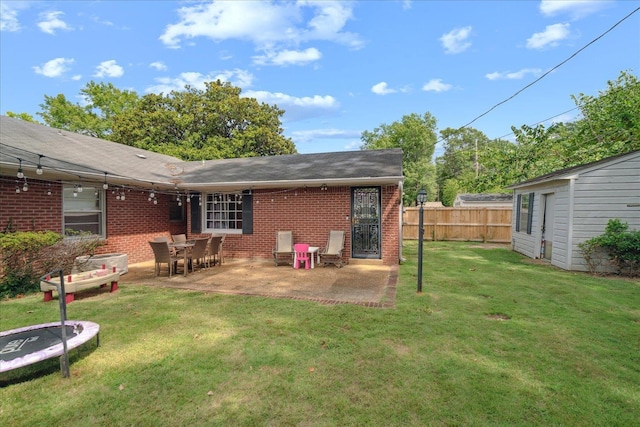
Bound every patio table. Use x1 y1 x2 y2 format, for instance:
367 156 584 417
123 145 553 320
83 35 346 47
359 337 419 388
169 242 195 276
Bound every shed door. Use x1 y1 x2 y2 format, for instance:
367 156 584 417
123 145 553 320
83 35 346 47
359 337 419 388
542 193 555 260
351 187 381 259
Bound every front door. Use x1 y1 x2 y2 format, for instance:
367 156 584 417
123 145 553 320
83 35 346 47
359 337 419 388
351 187 381 259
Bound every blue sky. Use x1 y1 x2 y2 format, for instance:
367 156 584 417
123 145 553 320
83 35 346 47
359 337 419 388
1 1 638 158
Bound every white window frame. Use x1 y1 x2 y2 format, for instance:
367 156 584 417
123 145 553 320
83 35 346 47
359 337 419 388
203 193 243 234
62 185 105 237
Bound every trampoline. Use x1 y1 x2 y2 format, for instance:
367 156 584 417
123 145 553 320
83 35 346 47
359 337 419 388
0 321 100 373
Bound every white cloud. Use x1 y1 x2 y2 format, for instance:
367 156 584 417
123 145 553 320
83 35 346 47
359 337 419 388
539 0 612 20
485 68 543 80
159 1 362 50
38 11 72 35
244 90 339 121
33 58 74 78
440 26 472 54
94 60 124 78
72 74 82 81
290 128 361 143
253 47 322 66
526 23 571 49
371 82 397 95
146 69 255 94
1 2 22 32
150 61 168 71
422 79 452 92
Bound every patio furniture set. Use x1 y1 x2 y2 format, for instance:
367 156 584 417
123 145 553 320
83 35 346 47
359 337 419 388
149 234 225 277
273 230 348 269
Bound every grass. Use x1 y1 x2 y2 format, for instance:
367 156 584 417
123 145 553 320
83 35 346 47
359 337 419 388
1 242 638 426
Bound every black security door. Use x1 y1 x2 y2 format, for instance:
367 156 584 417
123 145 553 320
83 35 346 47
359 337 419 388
351 187 381 259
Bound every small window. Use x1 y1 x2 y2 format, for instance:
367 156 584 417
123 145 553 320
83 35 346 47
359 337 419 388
516 192 534 234
204 193 243 232
63 185 104 236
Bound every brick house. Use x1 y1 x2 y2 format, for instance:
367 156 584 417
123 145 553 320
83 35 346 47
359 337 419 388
1 116 404 266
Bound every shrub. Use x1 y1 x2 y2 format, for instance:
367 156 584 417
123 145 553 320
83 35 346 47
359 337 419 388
579 219 640 277
0 231 105 298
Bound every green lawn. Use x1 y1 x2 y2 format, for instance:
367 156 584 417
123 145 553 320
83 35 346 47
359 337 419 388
1 242 638 426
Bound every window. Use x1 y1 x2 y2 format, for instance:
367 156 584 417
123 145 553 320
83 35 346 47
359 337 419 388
516 192 534 234
63 185 104 236
205 193 243 232
169 202 185 222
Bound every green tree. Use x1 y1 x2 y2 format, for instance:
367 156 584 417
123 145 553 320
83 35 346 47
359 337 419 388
38 81 139 138
508 70 640 182
5 112 40 123
361 112 437 205
111 81 296 160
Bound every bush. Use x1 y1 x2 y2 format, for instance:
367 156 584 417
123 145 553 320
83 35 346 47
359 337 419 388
0 231 105 298
579 219 640 277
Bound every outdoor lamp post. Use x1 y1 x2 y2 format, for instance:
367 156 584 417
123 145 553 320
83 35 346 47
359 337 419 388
417 189 427 293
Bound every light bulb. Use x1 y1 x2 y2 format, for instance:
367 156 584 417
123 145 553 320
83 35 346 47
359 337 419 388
17 169 24 179
36 165 43 175
103 183 108 190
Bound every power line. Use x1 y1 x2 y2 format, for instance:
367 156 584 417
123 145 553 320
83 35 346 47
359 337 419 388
445 5 640 143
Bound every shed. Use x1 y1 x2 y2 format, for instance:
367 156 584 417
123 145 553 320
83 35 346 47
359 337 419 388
507 150 640 272
453 193 513 208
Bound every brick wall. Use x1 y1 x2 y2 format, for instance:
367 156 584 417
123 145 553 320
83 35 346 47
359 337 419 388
1 176 400 266
195 186 401 265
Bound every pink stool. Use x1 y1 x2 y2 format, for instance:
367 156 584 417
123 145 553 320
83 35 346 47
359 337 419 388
293 244 310 270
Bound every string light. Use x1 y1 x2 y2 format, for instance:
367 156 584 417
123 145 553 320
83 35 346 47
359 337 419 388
22 178 28 192
103 172 108 190
16 158 24 179
36 155 44 175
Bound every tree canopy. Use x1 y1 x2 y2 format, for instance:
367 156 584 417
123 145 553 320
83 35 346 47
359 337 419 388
33 80 296 160
361 112 438 205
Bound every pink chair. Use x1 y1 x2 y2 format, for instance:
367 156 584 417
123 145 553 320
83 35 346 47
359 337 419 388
293 243 310 270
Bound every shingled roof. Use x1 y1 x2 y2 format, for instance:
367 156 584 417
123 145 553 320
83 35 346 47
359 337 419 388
0 116 403 191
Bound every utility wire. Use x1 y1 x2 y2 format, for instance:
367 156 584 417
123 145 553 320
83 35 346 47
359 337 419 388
446 5 640 141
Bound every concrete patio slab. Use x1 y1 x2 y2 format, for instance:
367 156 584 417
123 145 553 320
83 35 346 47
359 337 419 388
122 258 398 308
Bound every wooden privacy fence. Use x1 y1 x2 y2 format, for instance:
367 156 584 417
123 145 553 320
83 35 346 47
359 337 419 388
403 207 512 243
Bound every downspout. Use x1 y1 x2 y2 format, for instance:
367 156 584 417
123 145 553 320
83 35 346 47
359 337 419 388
399 180 405 263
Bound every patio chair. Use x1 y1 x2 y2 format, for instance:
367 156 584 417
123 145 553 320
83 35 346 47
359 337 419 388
171 234 187 243
149 241 182 277
319 230 347 268
293 243 311 270
154 236 178 256
189 238 210 271
207 235 224 266
273 231 294 266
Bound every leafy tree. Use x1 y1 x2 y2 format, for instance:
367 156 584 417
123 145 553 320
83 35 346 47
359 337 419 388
6 111 40 123
38 81 139 138
361 112 438 205
110 81 296 160
508 70 640 182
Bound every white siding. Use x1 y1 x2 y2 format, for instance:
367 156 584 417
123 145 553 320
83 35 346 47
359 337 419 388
510 151 640 272
570 154 640 271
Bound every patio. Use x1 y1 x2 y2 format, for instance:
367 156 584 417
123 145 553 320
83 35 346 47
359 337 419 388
122 258 398 308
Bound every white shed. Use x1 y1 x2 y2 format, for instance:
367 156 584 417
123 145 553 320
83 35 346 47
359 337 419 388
507 150 640 272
